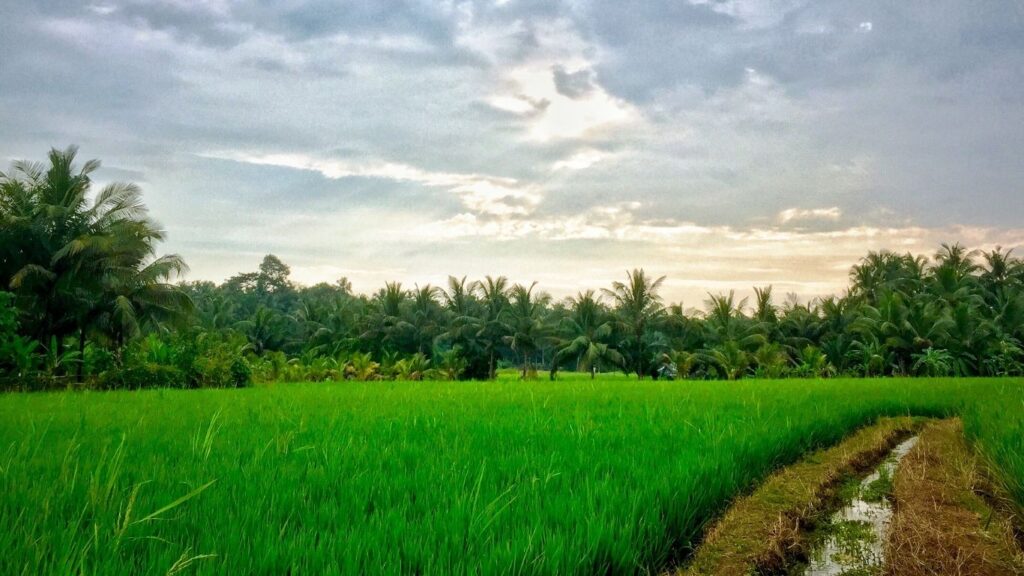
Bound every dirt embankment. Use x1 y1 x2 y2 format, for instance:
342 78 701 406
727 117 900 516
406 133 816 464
680 417 920 576
885 419 1024 576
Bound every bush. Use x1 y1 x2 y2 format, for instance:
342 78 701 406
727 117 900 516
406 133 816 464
82 344 115 377
98 363 186 390
193 342 252 388
180 331 252 388
230 357 251 387
0 292 16 340
95 331 252 390
0 292 42 385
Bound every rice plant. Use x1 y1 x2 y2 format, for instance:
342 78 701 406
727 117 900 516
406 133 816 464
0 376 1020 575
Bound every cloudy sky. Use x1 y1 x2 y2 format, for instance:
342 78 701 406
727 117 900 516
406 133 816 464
2 1 1023 304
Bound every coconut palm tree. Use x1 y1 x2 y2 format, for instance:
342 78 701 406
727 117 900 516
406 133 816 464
752 286 778 325
362 282 414 355
442 276 475 317
702 291 765 349
2 147 105 348
855 291 952 374
409 284 443 356
1 146 192 375
932 243 980 283
304 295 358 358
778 298 823 354
554 290 623 378
990 288 1024 344
503 282 552 378
701 340 750 380
235 306 288 355
79 212 193 348
436 276 489 379
849 251 927 304
938 301 997 375
603 269 666 379
473 276 511 379
752 342 789 378
850 335 892 377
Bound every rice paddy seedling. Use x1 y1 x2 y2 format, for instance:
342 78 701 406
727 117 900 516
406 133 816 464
0 376 1020 575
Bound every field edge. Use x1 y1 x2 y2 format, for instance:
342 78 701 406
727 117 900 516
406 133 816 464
678 416 923 576
886 419 1024 575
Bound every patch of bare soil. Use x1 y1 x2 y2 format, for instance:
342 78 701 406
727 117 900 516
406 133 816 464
885 419 1024 576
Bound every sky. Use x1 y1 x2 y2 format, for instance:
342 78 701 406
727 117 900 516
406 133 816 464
2 0 1023 306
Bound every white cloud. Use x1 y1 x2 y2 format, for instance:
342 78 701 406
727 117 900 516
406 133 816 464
488 61 639 141
478 19 641 142
87 4 117 16
689 0 809 30
859 21 873 32
486 95 543 115
453 180 541 217
204 151 540 217
453 8 529 63
777 207 842 224
551 149 613 171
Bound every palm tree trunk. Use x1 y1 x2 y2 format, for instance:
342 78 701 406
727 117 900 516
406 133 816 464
635 336 643 379
115 333 124 364
76 329 85 383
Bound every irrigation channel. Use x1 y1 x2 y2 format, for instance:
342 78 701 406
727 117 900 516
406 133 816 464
797 435 919 576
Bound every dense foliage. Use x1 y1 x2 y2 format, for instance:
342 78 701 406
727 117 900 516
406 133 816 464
0 377 1020 574
3 148 1024 388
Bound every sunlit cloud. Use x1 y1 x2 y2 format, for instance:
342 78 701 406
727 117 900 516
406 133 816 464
550 149 614 171
489 62 639 141
202 151 540 217
402 209 1024 302
778 207 842 224
477 19 641 142
486 95 546 115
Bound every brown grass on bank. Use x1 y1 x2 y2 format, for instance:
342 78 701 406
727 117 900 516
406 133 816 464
885 419 1024 576
680 416 920 576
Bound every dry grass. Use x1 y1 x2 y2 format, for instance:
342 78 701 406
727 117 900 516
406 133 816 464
680 416 921 576
885 419 1024 576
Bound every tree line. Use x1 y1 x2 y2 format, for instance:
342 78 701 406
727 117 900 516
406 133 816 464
3 147 1023 389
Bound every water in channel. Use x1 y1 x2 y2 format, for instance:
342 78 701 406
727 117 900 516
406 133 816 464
799 435 919 576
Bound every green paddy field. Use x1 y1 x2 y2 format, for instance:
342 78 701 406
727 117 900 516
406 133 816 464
1 375 1021 575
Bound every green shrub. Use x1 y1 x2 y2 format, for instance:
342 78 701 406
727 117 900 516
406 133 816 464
0 292 16 340
0 292 43 386
229 357 251 387
193 344 251 388
98 363 186 390
95 331 252 390
82 344 115 377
